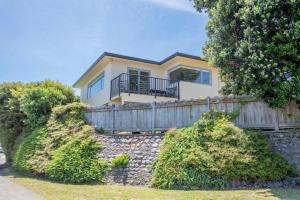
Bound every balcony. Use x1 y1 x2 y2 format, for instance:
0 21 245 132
110 73 180 99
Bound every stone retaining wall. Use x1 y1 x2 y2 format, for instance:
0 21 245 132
96 134 164 185
97 130 300 186
263 130 300 173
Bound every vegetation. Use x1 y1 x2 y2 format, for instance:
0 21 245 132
0 83 26 162
47 136 110 183
194 0 300 108
3 169 300 200
152 111 296 188
112 154 130 168
0 81 110 183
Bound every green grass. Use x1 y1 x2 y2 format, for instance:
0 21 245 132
2 168 300 200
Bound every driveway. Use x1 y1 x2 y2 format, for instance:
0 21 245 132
0 152 44 200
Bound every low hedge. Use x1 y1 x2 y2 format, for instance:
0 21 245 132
151 111 296 188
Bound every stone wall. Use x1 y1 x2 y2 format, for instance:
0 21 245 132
263 130 300 174
96 134 164 185
96 130 300 186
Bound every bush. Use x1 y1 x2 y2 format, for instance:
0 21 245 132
0 80 76 161
20 81 76 128
13 102 110 183
112 154 130 168
0 83 26 162
46 136 110 183
1 80 109 183
13 127 48 174
151 110 296 188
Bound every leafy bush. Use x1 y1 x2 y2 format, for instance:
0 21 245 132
46 136 110 183
0 80 76 161
13 102 110 183
152 110 296 188
19 81 76 128
112 154 130 168
1 80 109 183
0 83 26 162
13 127 48 174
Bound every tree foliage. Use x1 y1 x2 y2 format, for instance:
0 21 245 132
194 0 300 107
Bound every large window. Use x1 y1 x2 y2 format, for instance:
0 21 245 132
169 67 211 85
87 73 105 99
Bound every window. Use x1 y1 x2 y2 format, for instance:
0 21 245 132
87 73 105 98
169 67 211 85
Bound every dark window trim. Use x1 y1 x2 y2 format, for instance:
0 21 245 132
168 65 212 86
87 72 105 99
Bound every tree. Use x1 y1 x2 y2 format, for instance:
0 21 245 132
194 0 300 107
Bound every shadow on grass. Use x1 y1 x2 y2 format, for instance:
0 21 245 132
254 188 300 200
0 163 106 187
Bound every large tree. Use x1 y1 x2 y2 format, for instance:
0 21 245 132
194 0 300 107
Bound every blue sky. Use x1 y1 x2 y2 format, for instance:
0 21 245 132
0 0 209 87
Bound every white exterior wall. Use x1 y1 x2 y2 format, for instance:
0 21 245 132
179 81 218 100
77 56 221 107
80 63 112 106
110 60 164 79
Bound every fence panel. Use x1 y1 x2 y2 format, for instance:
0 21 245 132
85 96 300 132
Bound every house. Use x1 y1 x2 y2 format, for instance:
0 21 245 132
73 52 221 106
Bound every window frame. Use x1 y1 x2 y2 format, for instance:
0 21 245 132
87 72 105 99
168 65 212 85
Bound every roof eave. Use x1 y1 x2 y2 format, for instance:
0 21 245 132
73 52 206 88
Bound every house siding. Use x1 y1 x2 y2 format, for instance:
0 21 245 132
76 54 221 107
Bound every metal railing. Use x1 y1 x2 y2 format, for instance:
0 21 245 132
110 73 180 99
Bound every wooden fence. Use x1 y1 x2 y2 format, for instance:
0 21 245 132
85 96 300 132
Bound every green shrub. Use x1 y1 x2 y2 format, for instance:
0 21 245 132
13 127 48 174
20 81 76 128
112 154 130 168
152 110 296 188
46 136 110 183
13 102 110 183
0 83 26 162
0 80 76 161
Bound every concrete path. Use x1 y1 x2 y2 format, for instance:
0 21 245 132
0 153 45 200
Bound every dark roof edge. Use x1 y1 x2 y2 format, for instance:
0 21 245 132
73 52 206 87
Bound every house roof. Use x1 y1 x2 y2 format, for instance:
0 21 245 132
73 52 206 87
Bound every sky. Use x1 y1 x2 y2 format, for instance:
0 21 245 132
0 0 209 87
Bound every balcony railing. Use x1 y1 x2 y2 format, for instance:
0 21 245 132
110 73 180 99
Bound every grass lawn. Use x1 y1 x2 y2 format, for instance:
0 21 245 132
2 168 300 200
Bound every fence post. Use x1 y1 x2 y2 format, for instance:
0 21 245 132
151 102 156 134
217 97 221 111
207 97 211 111
273 108 279 131
112 104 116 134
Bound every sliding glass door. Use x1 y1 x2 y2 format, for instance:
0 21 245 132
128 68 150 94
